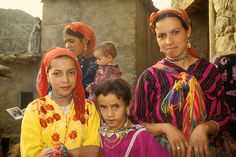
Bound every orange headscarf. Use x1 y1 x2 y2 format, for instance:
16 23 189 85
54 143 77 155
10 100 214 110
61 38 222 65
65 22 96 53
149 7 191 33
36 47 86 123
149 7 198 58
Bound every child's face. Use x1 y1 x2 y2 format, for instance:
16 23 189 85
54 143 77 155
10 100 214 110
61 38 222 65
47 56 77 98
94 50 112 66
97 93 129 131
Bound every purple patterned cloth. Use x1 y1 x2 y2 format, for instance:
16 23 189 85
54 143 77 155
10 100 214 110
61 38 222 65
101 125 171 157
90 65 122 92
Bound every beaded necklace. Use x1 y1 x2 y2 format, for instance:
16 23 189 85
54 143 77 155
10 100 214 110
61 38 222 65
99 120 132 149
165 51 189 62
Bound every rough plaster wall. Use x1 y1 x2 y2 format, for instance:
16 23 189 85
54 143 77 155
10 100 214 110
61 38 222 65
42 0 138 85
136 1 162 79
42 0 82 50
0 61 40 138
80 0 137 85
189 9 209 59
136 1 148 76
213 0 236 56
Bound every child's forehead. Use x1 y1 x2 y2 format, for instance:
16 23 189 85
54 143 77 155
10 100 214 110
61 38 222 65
97 93 125 103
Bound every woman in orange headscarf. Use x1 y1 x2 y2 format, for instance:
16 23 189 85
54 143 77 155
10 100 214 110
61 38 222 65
63 22 98 98
130 7 230 157
20 48 102 157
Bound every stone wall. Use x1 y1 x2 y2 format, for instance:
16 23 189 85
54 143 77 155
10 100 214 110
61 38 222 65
42 0 157 85
212 0 236 58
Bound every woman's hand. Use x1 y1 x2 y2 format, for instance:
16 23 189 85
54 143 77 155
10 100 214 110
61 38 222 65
70 145 103 157
187 123 210 157
143 123 188 157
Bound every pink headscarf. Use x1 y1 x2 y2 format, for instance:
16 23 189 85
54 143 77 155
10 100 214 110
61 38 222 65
65 22 96 53
36 47 86 123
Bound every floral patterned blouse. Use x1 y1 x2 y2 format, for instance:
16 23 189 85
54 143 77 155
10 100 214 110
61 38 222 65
20 96 100 157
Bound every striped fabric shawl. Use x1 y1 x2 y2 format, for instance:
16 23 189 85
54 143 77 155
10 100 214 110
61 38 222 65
153 62 207 138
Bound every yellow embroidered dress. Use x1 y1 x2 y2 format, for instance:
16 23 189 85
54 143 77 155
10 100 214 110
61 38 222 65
20 96 100 157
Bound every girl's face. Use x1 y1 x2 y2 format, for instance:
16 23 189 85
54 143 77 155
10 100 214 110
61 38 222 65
47 57 77 97
97 93 129 131
63 33 86 57
94 50 112 66
154 17 191 58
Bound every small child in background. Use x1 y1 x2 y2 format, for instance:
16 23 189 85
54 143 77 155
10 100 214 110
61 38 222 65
86 41 122 100
94 78 171 157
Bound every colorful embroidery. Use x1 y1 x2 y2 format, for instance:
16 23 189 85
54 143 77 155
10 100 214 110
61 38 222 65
45 104 54 110
46 117 54 123
51 133 60 142
40 106 47 114
53 113 61 121
69 130 77 139
40 119 47 128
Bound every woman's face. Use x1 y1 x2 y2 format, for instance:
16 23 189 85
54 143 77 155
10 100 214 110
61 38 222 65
47 56 77 97
63 33 86 57
154 17 190 58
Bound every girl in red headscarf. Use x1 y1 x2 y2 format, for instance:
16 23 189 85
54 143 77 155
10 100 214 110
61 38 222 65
130 7 230 157
20 48 102 157
63 22 98 98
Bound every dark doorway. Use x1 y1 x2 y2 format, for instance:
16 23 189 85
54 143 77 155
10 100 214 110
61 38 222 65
20 92 34 109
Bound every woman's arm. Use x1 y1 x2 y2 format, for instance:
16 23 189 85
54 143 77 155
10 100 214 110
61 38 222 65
145 123 189 157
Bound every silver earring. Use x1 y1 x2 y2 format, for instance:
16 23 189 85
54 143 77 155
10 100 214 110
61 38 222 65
187 40 191 48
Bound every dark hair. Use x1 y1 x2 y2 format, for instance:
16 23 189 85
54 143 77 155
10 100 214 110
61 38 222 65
154 12 190 31
63 28 84 41
95 78 131 105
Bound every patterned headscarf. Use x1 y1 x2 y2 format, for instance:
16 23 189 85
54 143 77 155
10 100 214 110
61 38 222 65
149 7 198 58
36 47 86 123
149 7 191 33
65 22 96 53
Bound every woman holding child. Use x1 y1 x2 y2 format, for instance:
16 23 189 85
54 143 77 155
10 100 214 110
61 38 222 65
130 7 230 157
63 22 98 98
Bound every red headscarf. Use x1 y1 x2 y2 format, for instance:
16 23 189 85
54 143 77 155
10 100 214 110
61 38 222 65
149 7 198 58
36 47 86 123
65 22 96 53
